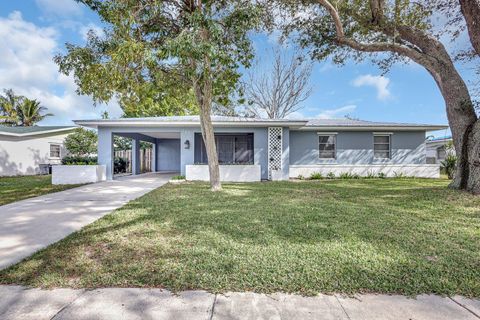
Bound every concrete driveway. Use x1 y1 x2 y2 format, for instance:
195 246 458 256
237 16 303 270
0 173 174 269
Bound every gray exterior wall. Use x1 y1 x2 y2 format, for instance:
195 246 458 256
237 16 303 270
289 130 426 165
156 139 181 172
97 125 427 180
183 127 269 180
98 126 270 180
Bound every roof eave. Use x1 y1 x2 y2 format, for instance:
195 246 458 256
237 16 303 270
299 125 449 131
74 120 308 128
0 127 77 137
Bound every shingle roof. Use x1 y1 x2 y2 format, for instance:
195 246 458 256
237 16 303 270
0 126 76 136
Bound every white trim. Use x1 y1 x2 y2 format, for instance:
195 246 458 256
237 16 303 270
317 132 338 135
298 126 447 131
318 134 336 159
289 164 440 168
0 127 76 137
186 164 261 182
49 143 62 160
373 134 391 160
74 119 448 131
289 164 440 179
75 120 307 128
373 132 394 135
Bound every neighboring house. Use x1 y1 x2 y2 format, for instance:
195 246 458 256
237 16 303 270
75 116 447 181
426 135 453 164
0 126 76 176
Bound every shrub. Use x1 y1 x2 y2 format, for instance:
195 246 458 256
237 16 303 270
377 172 387 179
64 128 98 157
171 175 186 180
61 155 97 165
393 171 406 178
327 172 336 179
441 154 457 179
114 157 129 174
297 174 305 180
310 172 323 180
339 172 355 179
366 171 377 179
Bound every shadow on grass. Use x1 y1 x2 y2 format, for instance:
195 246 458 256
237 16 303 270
1 179 479 296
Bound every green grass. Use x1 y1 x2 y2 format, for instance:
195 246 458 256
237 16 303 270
0 175 82 206
1 179 479 297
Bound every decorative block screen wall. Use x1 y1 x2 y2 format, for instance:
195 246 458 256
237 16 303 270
268 127 283 180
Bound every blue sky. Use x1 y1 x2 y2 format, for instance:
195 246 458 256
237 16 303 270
1 0 476 137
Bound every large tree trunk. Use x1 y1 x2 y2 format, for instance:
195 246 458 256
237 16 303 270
315 0 480 193
428 62 480 193
194 81 222 191
459 0 480 55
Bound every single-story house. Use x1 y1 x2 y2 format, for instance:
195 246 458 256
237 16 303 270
0 126 76 176
426 135 453 164
75 116 448 181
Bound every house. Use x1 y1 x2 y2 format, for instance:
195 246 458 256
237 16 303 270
426 135 453 164
0 126 76 176
75 116 447 181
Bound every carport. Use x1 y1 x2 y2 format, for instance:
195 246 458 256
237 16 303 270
108 131 182 179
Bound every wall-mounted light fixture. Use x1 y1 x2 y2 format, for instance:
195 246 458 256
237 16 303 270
184 139 190 149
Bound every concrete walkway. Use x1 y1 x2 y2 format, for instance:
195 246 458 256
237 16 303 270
0 173 173 269
0 286 478 320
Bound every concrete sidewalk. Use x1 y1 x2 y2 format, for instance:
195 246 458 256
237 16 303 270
0 173 173 269
0 286 478 320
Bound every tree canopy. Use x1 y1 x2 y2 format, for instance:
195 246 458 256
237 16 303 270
277 0 480 193
0 89 53 126
57 0 261 190
64 127 98 157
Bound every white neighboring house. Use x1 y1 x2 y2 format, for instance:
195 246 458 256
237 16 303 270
0 126 77 176
426 136 453 164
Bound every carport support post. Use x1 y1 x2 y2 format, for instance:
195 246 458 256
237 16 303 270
151 142 157 172
98 129 113 180
132 138 141 175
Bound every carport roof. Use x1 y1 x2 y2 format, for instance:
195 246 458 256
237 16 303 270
75 115 448 131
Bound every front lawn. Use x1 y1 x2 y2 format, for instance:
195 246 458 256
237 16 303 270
1 179 479 297
0 175 81 206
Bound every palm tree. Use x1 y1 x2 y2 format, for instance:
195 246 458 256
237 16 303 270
0 89 21 126
16 98 53 126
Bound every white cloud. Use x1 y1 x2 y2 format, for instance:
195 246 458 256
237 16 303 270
79 23 105 41
285 111 306 120
35 0 84 17
352 74 391 100
316 105 357 119
0 11 121 125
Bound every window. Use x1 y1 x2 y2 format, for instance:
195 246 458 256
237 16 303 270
194 133 254 164
318 135 336 159
374 135 391 159
50 144 61 158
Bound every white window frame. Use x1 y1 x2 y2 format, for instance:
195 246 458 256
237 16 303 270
318 133 337 159
49 143 61 159
373 134 391 159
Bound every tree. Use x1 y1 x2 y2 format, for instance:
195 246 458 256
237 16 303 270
0 89 53 126
458 0 480 55
0 89 20 126
56 0 260 191
280 0 480 193
64 127 98 157
16 98 53 126
245 47 313 119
